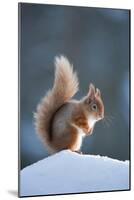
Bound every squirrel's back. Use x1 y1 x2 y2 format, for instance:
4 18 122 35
34 55 79 152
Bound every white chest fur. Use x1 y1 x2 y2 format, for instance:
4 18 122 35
88 116 97 128
71 117 97 151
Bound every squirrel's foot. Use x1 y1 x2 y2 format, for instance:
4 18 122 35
74 150 83 154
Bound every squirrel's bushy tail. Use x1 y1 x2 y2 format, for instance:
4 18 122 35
34 55 79 152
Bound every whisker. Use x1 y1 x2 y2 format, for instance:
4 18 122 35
105 115 114 119
101 112 116 129
102 118 110 127
106 117 113 124
105 119 111 127
102 119 107 128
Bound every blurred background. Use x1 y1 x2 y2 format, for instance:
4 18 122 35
19 3 130 169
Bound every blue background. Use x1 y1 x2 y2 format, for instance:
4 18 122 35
19 3 130 169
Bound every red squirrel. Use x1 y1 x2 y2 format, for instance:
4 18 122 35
35 55 104 154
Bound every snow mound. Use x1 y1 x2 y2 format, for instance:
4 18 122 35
20 150 129 197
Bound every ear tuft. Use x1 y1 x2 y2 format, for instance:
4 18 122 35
96 88 101 97
88 83 95 99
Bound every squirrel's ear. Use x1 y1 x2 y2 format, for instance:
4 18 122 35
88 83 95 99
96 88 101 97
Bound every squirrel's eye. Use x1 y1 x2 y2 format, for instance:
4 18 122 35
91 104 97 111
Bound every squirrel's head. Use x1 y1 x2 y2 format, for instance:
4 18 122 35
83 83 104 122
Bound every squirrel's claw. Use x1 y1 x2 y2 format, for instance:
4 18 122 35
74 150 83 154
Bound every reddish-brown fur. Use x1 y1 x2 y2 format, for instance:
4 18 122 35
35 56 104 154
73 114 90 134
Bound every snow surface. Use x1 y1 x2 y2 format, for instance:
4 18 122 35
20 150 129 197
